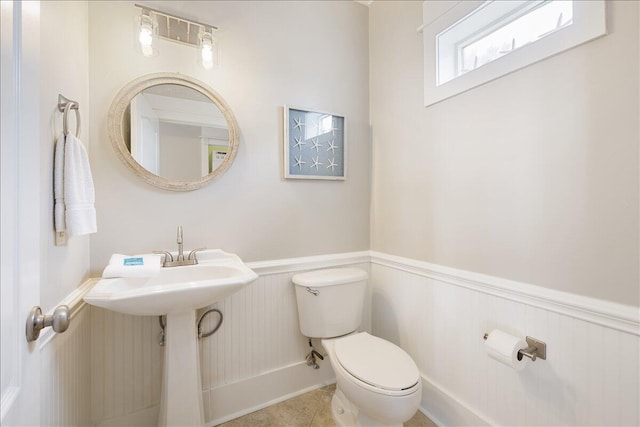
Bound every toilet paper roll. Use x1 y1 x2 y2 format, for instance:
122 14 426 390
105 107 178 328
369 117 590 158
484 329 528 371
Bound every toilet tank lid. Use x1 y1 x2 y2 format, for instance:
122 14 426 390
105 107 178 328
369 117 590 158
292 268 368 287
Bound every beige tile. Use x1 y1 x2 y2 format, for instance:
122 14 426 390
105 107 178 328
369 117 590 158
216 408 274 427
318 383 336 394
310 389 336 427
266 389 325 426
405 410 438 427
310 403 337 427
217 385 437 427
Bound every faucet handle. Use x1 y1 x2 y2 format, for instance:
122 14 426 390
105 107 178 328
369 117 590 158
187 248 206 262
153 251 173 265
176 226 183 244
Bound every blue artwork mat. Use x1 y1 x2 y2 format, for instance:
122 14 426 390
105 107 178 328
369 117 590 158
284 106 345 180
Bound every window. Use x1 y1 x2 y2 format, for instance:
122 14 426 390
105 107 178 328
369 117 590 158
422 0 606 106
448 1 574 84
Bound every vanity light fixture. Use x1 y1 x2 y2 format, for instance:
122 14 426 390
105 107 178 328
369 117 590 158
134 4 218 70
198 27 218 70
137 8 157 57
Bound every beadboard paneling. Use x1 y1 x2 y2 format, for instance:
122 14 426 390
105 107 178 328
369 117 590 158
201 262 370 422
89 258 370 426
41 305 92 427
87 251 638 426
200 271 307 390
90 306 164 424
370 260 640 426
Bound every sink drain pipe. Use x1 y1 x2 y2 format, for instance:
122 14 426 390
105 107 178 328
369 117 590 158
157 309 223 346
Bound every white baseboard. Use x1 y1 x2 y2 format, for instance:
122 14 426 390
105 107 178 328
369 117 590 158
94 361 335 427
419 374 492 427
205 361 336 426
96 372 480 427
97 405 158 427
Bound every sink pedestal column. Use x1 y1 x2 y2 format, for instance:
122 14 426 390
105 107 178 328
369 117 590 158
158 310 205 427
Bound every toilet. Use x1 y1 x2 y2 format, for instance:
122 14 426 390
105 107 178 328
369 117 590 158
292 268 422 427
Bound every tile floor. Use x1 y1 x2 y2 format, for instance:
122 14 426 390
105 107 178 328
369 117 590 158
217 384 436 427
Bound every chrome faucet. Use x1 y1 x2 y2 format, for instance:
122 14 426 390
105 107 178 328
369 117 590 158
155 226 205 267
176 225 185 261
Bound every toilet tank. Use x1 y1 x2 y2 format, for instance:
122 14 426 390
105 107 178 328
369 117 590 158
292 268 368 338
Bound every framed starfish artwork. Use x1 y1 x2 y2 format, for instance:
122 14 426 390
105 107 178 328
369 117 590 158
283 105 346 180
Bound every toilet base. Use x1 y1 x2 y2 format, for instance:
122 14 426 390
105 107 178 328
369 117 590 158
331 388 357 426
331 387 403 427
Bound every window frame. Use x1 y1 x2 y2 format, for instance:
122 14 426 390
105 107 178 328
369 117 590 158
422 0 607 107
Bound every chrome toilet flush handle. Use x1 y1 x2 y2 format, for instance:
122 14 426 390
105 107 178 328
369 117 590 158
306 287 319 296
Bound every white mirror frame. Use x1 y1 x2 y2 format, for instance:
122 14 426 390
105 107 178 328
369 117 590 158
108 73 239 191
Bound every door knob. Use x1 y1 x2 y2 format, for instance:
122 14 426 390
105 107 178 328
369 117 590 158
26 305 70 342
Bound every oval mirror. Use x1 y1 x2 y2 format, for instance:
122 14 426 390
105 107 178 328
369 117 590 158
108 73 239 191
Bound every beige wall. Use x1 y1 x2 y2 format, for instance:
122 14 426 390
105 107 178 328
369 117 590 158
369 1 639 305
48 1 637 306
88 1 370 274
40 1 91 311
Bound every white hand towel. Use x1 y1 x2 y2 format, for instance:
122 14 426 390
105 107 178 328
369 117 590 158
64 132 97 236
54 132 66 232
102 254 163 278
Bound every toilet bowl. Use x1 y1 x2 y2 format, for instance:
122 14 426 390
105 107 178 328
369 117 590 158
322 332 422 426
292 268 422 426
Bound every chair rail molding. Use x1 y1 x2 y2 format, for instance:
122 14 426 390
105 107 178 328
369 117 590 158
38 278 99 348
42 252 638 426
370 251 639 336
246 251 371 276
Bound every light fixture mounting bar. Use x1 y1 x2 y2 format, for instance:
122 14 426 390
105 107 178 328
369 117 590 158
135 4 217 48
134 4 217 30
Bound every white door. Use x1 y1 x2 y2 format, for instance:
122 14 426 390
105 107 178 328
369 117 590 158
1 1 42 425
130 95 160 175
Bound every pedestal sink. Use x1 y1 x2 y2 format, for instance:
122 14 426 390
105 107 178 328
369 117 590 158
84 250 258 426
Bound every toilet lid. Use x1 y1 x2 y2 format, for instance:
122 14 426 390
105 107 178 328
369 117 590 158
334 333 420 392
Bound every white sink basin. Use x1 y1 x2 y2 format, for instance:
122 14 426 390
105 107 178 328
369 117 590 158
84 249 257 426
84 250 258 316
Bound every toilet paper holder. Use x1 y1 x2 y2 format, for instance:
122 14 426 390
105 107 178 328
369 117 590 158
483 333 547 362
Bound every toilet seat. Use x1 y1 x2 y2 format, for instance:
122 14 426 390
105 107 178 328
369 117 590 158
334 333 420 394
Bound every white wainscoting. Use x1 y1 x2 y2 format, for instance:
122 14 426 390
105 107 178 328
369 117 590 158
58 252 638 426
89 253 370 426
369 252 640 427
40 287 93 426
90 306 164 425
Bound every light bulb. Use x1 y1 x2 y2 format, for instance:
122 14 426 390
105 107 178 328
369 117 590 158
199 29 217 70
139 14 154 57
139 26 152 46
201 41 213 70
